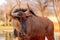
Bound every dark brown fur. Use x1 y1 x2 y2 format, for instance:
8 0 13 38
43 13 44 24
12 9 54 40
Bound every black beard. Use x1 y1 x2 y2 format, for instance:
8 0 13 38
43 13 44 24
17 17 27 34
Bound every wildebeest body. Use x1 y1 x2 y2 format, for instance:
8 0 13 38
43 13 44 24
11 9 54 40
25 15 54 40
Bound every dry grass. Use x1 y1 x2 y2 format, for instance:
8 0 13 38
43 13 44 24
54 23 60 32
0 26 13 31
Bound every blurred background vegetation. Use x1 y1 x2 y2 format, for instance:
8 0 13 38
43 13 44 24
0 0 60 32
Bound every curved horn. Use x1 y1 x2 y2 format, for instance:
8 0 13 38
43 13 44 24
9 4 18 16
16 0 21 8
25 3 30 14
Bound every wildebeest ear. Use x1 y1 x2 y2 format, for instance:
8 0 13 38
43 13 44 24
25 11 32 17
25 14 32 18
25 10 33 16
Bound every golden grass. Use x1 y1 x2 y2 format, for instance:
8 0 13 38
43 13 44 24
0 26 13 30
0 21 4 26
54 22 60 32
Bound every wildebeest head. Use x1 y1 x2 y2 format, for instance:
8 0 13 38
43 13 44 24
12 9 34 38
12 8 36 34
12 8 36 20
12 9 27 17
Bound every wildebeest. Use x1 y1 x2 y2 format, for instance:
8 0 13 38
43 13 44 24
11 9 54 40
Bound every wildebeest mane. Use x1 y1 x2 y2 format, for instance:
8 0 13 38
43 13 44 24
29 10 36 16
